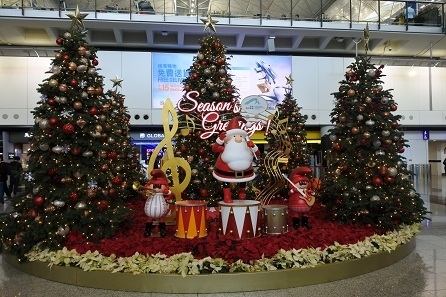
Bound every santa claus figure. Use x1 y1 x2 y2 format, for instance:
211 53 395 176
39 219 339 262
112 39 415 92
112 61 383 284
212 116 261 203
143 169 173 237
287 166 315 229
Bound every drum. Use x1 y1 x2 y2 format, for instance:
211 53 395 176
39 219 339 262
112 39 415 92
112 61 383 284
218 200 261 239
175 200 208 239
262 205 289 235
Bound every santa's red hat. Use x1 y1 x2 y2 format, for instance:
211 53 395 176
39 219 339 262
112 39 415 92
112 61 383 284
225 116 247 137
148 169 169 186
289 166 312 184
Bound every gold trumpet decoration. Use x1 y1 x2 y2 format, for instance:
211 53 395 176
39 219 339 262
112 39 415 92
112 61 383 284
132 181 176 204
132 181 156 196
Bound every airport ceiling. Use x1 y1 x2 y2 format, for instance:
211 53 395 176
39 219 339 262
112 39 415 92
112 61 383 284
0 0 446 66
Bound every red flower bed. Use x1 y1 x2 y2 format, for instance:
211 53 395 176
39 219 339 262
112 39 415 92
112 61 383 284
64 198 382 264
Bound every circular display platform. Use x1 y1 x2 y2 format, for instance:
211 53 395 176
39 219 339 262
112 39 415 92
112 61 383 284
4 238 415 293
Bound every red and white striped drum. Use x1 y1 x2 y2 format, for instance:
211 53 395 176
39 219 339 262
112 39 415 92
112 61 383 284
144 193 169 219
218 200 261 239
262 205 289 235
175 200 208 239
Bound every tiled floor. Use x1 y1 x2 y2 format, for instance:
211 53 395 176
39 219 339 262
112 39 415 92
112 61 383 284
0 177 445 297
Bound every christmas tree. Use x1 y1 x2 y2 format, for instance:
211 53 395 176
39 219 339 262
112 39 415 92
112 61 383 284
0 8 143 258
252 76 310 201
318 56 427 230
174 16 241 206
102 78 143 197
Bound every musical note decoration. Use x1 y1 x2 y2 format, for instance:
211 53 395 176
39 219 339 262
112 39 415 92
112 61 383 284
254 109 292 206
147 99 191 205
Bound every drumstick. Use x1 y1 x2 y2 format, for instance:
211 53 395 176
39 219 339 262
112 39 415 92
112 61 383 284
281 173 306 197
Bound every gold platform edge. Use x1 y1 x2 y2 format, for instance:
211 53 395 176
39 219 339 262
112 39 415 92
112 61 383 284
3 238 415 294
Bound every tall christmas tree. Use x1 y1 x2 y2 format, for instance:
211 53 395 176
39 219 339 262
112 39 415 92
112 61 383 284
174 16 241 206
318 55 427 230
253 76 309 201
0 9 142 258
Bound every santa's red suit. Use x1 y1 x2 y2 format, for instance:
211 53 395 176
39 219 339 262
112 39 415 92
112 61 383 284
287 166 315 229
212 116 260 202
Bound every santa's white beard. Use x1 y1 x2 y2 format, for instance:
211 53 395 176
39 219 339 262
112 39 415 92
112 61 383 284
221 139 253 171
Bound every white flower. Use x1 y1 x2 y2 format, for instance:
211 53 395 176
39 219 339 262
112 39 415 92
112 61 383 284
23 224 421 277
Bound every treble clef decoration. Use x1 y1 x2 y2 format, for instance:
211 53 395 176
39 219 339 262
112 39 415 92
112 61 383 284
147 98 191 203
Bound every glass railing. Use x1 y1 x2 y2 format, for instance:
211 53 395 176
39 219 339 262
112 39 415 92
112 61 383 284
1 0 444 30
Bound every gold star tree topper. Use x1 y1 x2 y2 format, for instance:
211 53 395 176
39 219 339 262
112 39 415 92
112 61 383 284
67 6 88 29
111 76 123 89
200 15 218 33
363 22 370 54
285 74 294 86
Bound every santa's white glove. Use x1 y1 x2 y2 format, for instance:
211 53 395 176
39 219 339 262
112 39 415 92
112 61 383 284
216 132 226 145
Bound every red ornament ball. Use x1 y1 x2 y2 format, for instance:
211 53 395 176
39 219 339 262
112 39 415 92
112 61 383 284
385 176 395 183
112 176 122 185
191 73 198 79
71 146 82 156
63 54 70 61
89 107 99 116
372 177 383 186
107 151 118 159
49 118 58 126
96 200 109 212
378 166 388 176
390 104 398 111
69 79 78 87
69 191 79 202
109 188 117 197
47 98 56 106
92 59 99 66
198 148 206 155
34 196 45 207
199 188 208 197
56 38 63 45
62 123 75 134
47 167 58 176
397 147 405 153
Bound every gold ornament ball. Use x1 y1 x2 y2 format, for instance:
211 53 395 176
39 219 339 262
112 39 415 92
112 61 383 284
68 62 77 71
347 89 356 96
208 166 214 173
187 155 194 162
191 169 198 176
73 101 83 110
96 125 103 132
102 103 110 111
87 86 96 95
59 84 68 92
49 79 58 87
351 127 359 134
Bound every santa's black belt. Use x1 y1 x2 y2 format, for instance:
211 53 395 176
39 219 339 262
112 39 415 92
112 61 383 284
214 168 253 178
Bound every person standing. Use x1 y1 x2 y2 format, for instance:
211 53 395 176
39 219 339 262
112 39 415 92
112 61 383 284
8 156 23 196
0 157 11 203
443 158 446 175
